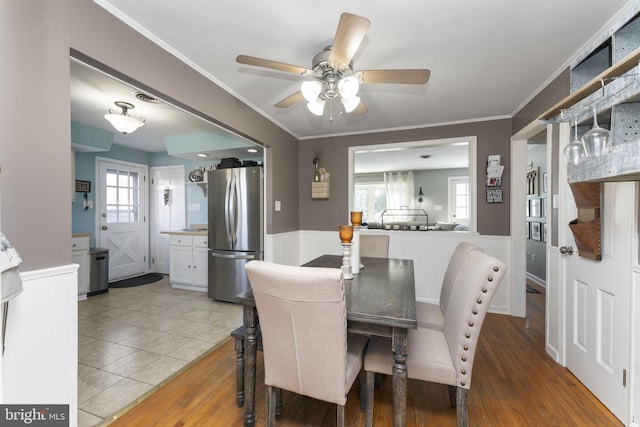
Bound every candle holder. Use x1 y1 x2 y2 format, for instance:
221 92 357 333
350 211 363 227
338 225 354 279
351 225 361 274
339 225 353 243
341 242 353 279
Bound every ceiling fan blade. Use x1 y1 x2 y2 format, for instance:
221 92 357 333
236 55 312 76
329 13 371 66
353 100 368 116
275 91 304 108
357 69 431 85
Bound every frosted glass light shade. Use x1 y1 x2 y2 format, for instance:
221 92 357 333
307 98 326 116
301 80 323 102
104 113 144 134
338 76 359 99
341 96 360 113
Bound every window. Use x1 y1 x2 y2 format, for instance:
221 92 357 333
105 168 140 223
354 183 387 223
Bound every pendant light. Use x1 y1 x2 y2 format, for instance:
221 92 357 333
104 101 145 134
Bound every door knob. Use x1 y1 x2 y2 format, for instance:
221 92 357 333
559 245 574 255
101 225 108 230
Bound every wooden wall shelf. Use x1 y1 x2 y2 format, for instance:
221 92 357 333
539 45 640 122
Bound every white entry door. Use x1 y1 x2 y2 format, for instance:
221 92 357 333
150 166 185 274
97 158 149 281
559 126 631 422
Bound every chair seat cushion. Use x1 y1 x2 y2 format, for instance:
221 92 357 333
415 301 445 331
364 328 456 386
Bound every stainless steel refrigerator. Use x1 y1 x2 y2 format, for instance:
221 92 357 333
208 166 263 302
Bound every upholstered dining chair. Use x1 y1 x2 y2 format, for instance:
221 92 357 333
359 234 390 258
363 250 506 427
415 242 483 330
245 260 369 427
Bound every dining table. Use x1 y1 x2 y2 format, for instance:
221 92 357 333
234 255 417 427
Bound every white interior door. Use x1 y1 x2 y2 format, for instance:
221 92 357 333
150 166 185 274
559 126 631 422
97 158 149 281
448 176 469 224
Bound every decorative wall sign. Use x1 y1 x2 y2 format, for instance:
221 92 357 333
486 188 503 203
75 180 91 193
527 167 539 196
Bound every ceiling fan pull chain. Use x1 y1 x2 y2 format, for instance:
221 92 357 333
329 98 334 122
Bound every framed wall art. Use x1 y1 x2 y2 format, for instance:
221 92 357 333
530 198 541 218
531 222 542 241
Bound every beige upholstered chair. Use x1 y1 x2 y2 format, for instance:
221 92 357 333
364 250 506 427
359 234 390 258
245 260 369 427
415 242 483 330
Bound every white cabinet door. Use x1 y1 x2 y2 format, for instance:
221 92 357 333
169 245 193 285
193 246 209 289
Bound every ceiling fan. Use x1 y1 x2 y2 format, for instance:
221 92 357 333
236 12 431 121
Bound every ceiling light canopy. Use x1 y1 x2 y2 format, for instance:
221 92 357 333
104 101 145 134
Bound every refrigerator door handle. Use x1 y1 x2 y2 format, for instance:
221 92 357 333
209 250 257 260
231 170 240 244
224 174 234 245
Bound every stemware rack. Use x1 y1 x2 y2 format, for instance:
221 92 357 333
538 10 640 185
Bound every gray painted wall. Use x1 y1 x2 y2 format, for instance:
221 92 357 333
1 1 72 271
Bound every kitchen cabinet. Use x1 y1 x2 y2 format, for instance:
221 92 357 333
169 234 208 291
72 235 90 296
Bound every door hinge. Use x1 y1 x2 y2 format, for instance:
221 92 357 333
623 369 627 387
151 178 154 185
144 256 146 262
152 258 155 264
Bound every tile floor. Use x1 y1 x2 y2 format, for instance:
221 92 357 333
77 275 243 426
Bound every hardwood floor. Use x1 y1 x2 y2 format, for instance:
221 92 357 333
107 288 622 426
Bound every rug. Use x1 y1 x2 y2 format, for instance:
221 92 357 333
109 273 164 288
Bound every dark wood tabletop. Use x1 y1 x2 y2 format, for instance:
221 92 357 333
235 255 417 329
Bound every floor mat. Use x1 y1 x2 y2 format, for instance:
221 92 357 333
109 273 164 288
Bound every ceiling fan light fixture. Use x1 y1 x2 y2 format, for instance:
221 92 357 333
307 98 326 116
104 101 145 134
338 76 359 99
301 80 323 102
341 96 360 113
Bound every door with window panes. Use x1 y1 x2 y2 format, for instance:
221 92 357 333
97 159 149 281
449 176 469 225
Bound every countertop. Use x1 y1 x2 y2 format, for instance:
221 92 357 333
72 233 91 238
160 230 207 236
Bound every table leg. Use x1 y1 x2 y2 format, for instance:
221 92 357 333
392 327 408 427
243 306 258 427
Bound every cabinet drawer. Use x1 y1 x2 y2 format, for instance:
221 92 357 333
193 236 208 248
170 234 193 246
72 236 89 251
